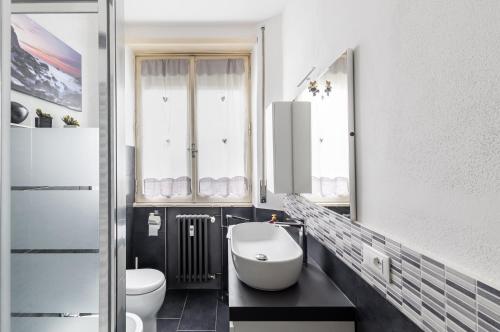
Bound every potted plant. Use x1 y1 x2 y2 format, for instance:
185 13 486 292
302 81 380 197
35 109 53 128
62 115 80 128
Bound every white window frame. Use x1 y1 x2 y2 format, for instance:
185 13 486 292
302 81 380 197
135 54 252 205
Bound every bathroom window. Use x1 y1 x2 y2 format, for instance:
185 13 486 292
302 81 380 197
136 55 251 203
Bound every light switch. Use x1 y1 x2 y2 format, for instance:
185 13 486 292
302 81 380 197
362 244 391 283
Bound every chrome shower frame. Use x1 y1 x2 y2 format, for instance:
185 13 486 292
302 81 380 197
0 1 124 331
0 0 12 331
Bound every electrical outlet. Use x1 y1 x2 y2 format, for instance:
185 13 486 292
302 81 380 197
362 244 391 283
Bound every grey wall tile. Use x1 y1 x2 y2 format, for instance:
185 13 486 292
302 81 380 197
477 281 500 332
283 194 500 332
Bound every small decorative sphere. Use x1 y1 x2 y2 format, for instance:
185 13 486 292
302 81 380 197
11 101 29 124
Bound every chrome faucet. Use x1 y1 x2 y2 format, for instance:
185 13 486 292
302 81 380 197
225 214 251 225
271 218 308 266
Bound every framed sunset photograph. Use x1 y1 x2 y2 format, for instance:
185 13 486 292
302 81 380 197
11 14 82 111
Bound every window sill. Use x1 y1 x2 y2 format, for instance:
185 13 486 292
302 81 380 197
133 202 253 208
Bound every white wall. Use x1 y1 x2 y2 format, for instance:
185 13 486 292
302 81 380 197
125 23 257 45
12 14 98 128
124 46 135 146
251 15 286 210
279 0 500 287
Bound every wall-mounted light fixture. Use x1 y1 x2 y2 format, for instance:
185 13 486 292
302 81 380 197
308 80 319 96
308 80 333 97
324 80 332 96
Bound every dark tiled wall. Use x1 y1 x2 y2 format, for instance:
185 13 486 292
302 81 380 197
130 206 281 290
132 207 166 273
252 207 285 222
326 205 350 217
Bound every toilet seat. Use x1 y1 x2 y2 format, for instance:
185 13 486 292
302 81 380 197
126 269 165 295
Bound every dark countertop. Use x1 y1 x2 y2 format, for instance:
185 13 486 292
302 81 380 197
228 244 356 321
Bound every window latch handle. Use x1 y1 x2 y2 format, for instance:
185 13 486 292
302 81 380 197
190 143 198 158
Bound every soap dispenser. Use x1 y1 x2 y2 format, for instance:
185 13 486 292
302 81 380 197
148 211 161 236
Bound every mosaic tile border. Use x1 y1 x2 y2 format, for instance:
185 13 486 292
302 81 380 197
283 194 500 332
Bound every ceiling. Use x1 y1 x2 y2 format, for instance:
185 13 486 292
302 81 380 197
124 0 289 24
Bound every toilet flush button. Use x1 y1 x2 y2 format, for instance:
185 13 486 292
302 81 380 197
362 244 391 283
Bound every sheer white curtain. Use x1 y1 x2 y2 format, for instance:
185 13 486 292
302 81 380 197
195 59 249 198
139 59 192 198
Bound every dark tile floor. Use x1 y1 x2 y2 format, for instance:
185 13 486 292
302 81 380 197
157 290 229 332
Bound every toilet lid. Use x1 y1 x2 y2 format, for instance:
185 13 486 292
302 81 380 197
126 269 165 295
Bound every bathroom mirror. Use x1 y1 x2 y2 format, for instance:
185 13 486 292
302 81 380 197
296 49 356 221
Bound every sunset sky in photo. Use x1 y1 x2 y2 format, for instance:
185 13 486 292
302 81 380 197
11 14 81 78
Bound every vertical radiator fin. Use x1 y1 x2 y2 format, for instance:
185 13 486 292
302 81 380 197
176 215 211 282
193 218 198 282
177 215 181 282
187 217 192 282
204 218 208 281
198 218 202 282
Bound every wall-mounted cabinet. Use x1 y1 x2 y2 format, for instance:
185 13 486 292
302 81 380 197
265 101 311 194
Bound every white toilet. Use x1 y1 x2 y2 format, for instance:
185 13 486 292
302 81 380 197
126 269 166 332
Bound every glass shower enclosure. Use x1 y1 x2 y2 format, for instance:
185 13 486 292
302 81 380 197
0 0 124 331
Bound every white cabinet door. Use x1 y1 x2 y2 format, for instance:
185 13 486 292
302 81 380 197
265 102 293 194
265 101 311 194
11 128 99 187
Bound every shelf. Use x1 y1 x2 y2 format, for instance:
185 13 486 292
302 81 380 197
10 123 34 128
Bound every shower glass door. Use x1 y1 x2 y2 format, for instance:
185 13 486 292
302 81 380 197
4 0 120 331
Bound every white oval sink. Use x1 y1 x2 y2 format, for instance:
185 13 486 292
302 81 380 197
230 222 303 291
126 312 143 332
